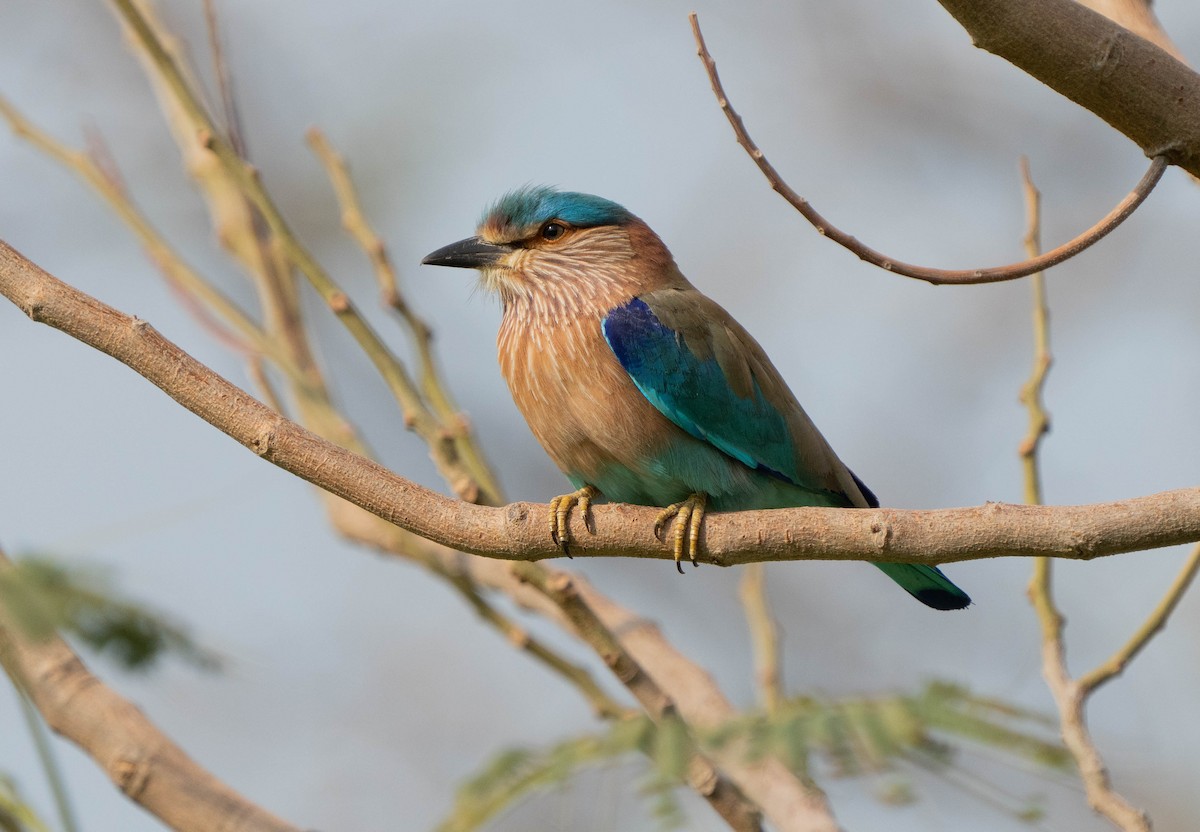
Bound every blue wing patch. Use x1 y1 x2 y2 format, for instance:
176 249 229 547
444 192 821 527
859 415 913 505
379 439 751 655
602 297 798 485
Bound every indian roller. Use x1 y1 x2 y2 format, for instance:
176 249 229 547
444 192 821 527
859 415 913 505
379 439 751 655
422 186 970 610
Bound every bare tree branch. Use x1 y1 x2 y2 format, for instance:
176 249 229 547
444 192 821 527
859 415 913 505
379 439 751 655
689 13 1169 285
2 240 1196 572
107 0 500 506
1077 0 1186 61
304 126 502 504
937 0 1200 175
513 564 773 832
0 549 302 832
1018 159 1149 832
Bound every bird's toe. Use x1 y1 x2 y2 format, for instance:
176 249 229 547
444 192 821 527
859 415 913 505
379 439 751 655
548 485 598 556
655 493 707 573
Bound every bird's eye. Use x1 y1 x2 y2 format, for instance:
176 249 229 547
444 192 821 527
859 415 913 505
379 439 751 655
540 221 566 241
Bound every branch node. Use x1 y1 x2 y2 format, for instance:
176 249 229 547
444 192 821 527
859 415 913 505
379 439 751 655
869 518 893 552
1092 32 1127 78
506 626 530 649
454 477 481 505
504 502 529 525
547 574 574 596
249 422 277 457
688 757 721 796
327 291 350 313
20 285 48 322
112 750 152 798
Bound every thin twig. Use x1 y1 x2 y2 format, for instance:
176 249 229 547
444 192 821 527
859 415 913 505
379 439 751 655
1018 157 1053 507
688 13 1167 286
109 0 497 505
511 563 768 832
445 570 630 721
1077 542 1200 695
1019 160 1151 832
305 127 503 503
738 563 782 714
14 690 79 832
18 12 645 759
201 0 245 157
0 95 290 371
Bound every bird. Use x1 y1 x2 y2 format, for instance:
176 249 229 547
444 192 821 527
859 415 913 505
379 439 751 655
422 186 970 610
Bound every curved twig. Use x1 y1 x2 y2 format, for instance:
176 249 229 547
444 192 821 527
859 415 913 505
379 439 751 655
304 127 503 503
688 13 1168 285
109 0 500 506
2 240 1197 570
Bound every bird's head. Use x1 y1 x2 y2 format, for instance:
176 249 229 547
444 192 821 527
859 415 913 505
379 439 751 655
422 186 678 309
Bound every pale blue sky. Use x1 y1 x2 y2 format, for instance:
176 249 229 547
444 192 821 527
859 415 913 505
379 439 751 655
1 2 1198 830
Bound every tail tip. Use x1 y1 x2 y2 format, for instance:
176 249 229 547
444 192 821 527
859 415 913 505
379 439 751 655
915 587 972 611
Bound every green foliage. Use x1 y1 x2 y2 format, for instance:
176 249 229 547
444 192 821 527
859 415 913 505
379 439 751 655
709 682 1069 779
913 681 1070 770
0 775 53 832
0 554 220 672
439 681 1069 831
436 716 681 832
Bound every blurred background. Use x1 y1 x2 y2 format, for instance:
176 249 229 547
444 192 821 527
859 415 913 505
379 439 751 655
1 1 1198 829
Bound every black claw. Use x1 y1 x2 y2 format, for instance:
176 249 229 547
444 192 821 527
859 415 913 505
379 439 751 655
675 560 685 575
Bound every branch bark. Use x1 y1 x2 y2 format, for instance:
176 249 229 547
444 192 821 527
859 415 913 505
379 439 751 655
937 0 1200 176
1077 0 1186 61
0 551 301 832
512 564 771 832
1 240 1197 571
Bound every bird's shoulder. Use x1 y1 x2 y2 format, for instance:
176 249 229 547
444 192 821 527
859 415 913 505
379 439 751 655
603 286 872 506
610 287 788 404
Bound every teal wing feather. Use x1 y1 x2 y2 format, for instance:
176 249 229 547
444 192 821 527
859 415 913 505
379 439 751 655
601 289 972 611
601 289 860 502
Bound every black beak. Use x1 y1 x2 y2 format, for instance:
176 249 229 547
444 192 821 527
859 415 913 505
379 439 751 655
421 236 510 269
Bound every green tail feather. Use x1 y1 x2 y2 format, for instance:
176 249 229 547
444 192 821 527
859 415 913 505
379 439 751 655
874 563 971 611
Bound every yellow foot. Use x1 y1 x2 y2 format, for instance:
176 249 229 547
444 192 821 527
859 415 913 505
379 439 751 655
654 493 707 573
549 485 598 556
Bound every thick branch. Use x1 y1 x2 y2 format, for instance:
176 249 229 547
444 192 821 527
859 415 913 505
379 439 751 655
1 240 1197 568
0 551 300 832
1077 0 1186 61
937 0 1200 176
